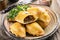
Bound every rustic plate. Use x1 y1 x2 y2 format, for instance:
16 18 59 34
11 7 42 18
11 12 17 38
2 4 59 40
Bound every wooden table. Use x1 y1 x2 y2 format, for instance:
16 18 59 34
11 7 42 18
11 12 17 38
0 0 60 40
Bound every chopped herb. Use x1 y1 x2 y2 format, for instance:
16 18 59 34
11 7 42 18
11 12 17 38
7 5 30 20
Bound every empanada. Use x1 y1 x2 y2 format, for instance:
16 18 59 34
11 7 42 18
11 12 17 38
26 22 45 36
37 20 50 28
27 7 39 15
15 11 38 24
37 7 51 28
37 7 51 23
10 22 26 37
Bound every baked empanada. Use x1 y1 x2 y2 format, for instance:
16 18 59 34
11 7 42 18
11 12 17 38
27 7 39 15
15 11 38 24
37 7 51 28
10 22 26 37
37 20 50 28
37 7 51 23
26 22 45 36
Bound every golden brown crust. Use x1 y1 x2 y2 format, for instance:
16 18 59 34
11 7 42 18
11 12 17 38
10 22 26 37
15 11 38 24
26 22 45 36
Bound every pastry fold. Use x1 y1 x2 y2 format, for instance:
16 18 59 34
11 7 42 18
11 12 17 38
37 7 51 28
37 20 50 28
27 7 39 16
10 22 26 37
26 22 45 36
38 7 51 23
15 11 38 24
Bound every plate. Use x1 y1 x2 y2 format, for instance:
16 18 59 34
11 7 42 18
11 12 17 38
2 4 59 40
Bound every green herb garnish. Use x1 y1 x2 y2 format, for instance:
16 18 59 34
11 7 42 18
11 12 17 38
7 5 30 20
